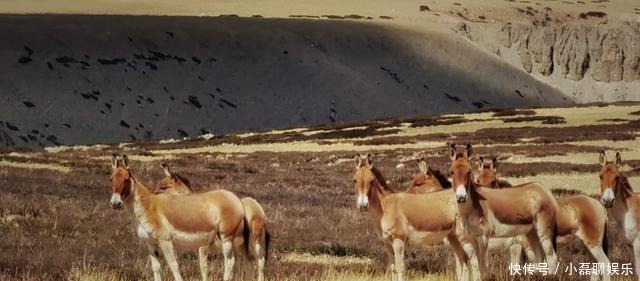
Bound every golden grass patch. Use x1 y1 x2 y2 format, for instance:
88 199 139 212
281 252 373 266
371 104 640 139
91 154 176 162
150 140 444 155
45 144 110 153
0 159 72 173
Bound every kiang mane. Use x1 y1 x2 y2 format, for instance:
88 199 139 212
370 165 394 192
619 174 634 192
429 168 452 189
173 173 192 188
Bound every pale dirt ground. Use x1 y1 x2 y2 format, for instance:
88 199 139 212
1 0 637 22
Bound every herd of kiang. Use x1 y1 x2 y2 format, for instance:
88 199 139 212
107 144 640 281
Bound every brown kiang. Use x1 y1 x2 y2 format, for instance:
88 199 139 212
406 155 452 194
154 163 270 281
353 153 481 281
476 157 610 281
109 155 247 281
449 144 559 277
599 151 640 281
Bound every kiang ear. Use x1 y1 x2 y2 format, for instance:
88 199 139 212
122 155 130 169
449 144 457 161
465 144 473 158
615 152 622 166
470 157 483 172
161 163 172 177
491 158 498 173
354 154 362 169
417 158 428 174
599 150 607 166
366 153 374 168
111 154 118 169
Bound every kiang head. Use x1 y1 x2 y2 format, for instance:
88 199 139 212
109 154 134 210
476 157 498 187
599 150 629 208
353 153 376 211
155 163 191 195
449 144 474 203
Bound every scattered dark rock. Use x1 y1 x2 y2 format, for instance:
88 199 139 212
419 5 430 11
98 58 127 65
471 102 484 109
579 11 607 19
46 135 60 145
6 122 19 131
18 56 32 64
145 61 158 70
219 98 237 109
166 31 175 38
24 46 34 56
192 56 201 64
23 102 35 108
379 67 402 83
187 96 202 108
177 129 189 138
444 93 462 102
120 120 130 128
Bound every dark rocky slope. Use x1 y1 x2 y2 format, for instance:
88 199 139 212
0 15 568 148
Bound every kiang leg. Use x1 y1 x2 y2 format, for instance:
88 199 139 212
198 246 209 281
391 238 406 281
460 236 482 281
158 240 184 281
146 244 163 281
221 235 236 281
446 234 470 281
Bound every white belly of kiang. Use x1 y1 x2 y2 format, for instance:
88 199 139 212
407 229 450 245
170 230 217 250
487 213 532 237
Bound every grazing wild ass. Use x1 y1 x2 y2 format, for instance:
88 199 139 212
599 151 640 281
353 154 481 281
449 145 559 276
108 155 248 281
155 163 270 281
406 156 451 194
477 157 610 281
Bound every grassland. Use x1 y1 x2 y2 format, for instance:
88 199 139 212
1 103 640 281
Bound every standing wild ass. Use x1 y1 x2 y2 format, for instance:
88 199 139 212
449 145 559 276
108 155 248 281
598 151 640 281
406 155 451 194
477 157 610 281
353 154 481 281
155 163 270 281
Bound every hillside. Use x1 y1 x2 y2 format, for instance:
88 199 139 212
0 14 567 148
